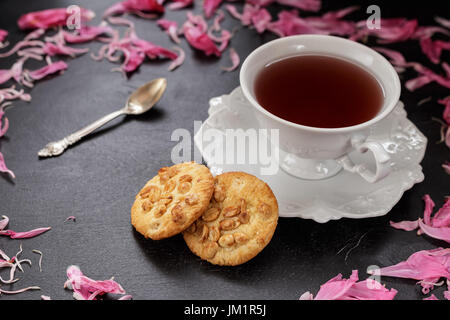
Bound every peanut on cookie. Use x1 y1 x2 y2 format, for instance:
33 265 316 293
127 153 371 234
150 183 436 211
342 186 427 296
131 162 214 240
183 172 278 266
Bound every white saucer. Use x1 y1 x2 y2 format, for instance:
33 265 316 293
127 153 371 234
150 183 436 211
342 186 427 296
194 87 427 223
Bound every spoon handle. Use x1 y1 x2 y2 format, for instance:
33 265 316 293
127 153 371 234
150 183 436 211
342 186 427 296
38 109 125 157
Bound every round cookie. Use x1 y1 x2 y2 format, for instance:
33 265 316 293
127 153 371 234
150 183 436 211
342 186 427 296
131 162 214 240
183 172 278 266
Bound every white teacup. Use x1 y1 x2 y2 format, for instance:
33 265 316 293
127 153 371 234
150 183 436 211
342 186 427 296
239 35 401 183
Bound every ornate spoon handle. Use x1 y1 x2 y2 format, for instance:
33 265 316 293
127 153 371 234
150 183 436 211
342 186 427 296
38 109 125 157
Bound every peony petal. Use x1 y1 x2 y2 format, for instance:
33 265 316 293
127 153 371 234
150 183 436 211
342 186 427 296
303 270 397 300
423 294 439 300
0 286 40 295
41 295 51 300
65 265 128 300
0 227 51 239
225 4 242 21
221 47 240 72
372 248 450 288
251 8 272 33
435 17 450 29
157 19 181 44
168 47 185 71
27 61 68 80
0 152 15 179
0 29 8 47
389 220 419 231
443 162 450 175
0 215 9 231
203 0 223 19
65 216 77 222
168 0 193 10
63 25 114 43
430 198 450 228
183 14 221 57
418 219 450 243
372 47 407 67
405 75 433 91
43 42 89 57
104 0 164 17
422 194 435 226
18 8 94 30
276 0 321 12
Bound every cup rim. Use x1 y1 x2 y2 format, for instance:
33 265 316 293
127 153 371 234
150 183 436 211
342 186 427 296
239 35 401 133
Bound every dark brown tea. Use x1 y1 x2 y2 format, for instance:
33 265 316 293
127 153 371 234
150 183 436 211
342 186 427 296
254 55 384 128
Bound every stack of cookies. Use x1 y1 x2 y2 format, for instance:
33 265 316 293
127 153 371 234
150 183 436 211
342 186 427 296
131 162 278 266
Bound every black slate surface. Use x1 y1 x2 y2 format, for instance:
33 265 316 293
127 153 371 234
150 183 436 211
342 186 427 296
0 0 448 300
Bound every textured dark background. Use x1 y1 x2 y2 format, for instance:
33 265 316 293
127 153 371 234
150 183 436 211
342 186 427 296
0 0 448 300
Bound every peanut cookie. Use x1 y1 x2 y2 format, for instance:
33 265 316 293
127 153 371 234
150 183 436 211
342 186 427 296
183 172 278 266
131 162 214 240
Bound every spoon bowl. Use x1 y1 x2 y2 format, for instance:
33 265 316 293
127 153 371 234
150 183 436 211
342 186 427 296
125 78 167 115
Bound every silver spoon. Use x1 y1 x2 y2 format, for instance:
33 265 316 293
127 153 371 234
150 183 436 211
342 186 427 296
38 78 167 158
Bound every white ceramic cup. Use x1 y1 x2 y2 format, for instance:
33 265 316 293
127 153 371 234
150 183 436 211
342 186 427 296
239 35 401 183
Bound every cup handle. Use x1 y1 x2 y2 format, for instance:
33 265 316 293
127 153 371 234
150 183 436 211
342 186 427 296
336 135 391 183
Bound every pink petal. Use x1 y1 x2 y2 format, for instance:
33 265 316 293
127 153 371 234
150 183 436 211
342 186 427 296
372 47 407 67
267 10 328 37
157 19 181 44
423 294 439 300
418 219 450 243
276 0 321 12
0 215 9 231
299 291 314 300
251 8 272 33
0 227 51 239
389 220 419 231
0 152 15 179
0 29 8 43
246 0 274 6
307 270 397 300
0 39 45 59
423 194 435 226
65 216 76 222
183 15 221 57
41 295 52 300
225 4 242 21
65 265 127 300
221 47 240 72
430 198 450 228
0 106 9 137
63 25 114 43
0 286 40 295
168 47 185 71
0 69 12 85
28 61 68 80
18 8 95 30
405 75 433 91
203 0 223 19
420 38 450 64
435 17 450 29
168 0 194 10
443 162 450 175
104 0 165 17
314 270 358 300
118 294 133 300
413 26 450 39
357 18 418 43
43 42 89 57
212 10 225 31
373 248 450 285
